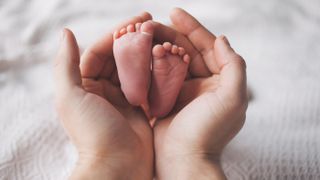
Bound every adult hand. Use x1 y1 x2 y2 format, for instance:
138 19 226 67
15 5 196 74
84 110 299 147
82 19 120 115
54 13 154 180
152 8 248 180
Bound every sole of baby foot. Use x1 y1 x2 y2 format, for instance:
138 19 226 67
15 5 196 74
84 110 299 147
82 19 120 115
149 42 190 118
113 20 154 106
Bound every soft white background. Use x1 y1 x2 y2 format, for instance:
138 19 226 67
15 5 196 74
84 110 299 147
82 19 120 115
1 0 320 179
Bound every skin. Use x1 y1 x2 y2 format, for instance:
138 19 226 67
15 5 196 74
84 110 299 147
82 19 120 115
152 8 247 180
113 21 154 107
54 13 154 179
149 42 190 118
54 8 247 180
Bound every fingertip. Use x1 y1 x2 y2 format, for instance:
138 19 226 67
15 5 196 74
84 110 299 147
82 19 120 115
170 7 185 17
60 28 79 52
140 11 153 21
61 28 76 44
214 35 247 71
59 28 69 46
170 8 180 22
170 7 193 28
62 28 71 35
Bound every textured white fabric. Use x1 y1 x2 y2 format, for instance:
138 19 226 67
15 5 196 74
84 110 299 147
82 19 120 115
1 0 320 179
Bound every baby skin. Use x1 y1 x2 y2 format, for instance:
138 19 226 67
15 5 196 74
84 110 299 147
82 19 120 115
113 21 154 107
113 21 190 118
149 42 190 117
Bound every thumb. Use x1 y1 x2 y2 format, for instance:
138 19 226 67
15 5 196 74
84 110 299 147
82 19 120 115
214 36 247 108
54 28 82 96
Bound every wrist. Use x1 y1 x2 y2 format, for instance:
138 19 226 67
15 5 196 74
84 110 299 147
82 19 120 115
156 152 226 180
69 155 125 180
70 152 153 180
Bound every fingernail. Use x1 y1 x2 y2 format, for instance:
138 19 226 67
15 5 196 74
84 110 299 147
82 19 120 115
221 35 230 46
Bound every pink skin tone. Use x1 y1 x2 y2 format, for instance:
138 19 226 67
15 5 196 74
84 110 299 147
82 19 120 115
54 8 247 179
113 21 190 118
113 21 154 107
149 42 190 117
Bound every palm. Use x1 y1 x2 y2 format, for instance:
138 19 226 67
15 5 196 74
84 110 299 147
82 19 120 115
64 14 155 157
76 56 153 158
154 75 230 155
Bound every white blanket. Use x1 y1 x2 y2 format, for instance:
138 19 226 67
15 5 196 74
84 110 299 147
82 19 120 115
1 0 320 179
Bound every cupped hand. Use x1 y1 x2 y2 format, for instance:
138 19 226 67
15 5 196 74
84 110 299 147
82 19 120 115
54 13 154 180
152 8 248 179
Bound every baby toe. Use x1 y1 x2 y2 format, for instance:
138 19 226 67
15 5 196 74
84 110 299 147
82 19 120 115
141 20 154 35
119 28 127 36
113 30 120 40
135 22 142 32
127 24 135 32
152 44 166 58
183 54 191 64
178 47 186 56
163 42 172 51
171 45 179 54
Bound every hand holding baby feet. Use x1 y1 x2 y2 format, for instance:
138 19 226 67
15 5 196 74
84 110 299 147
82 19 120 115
149 8 248 180
149 42 190 117
54 12 155 180
113 20 154 108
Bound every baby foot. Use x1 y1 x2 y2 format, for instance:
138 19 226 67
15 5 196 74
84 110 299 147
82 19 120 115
113 21 154 106
149 42 190 117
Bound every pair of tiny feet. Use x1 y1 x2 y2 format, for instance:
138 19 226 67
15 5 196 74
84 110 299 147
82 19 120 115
113 20 190 118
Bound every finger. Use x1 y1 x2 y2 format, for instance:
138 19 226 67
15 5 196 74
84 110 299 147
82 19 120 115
54 28 82 94
152 21 211 77
214 36 247 108
170 8 219 74
82 78 127 107
80 12 152 79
